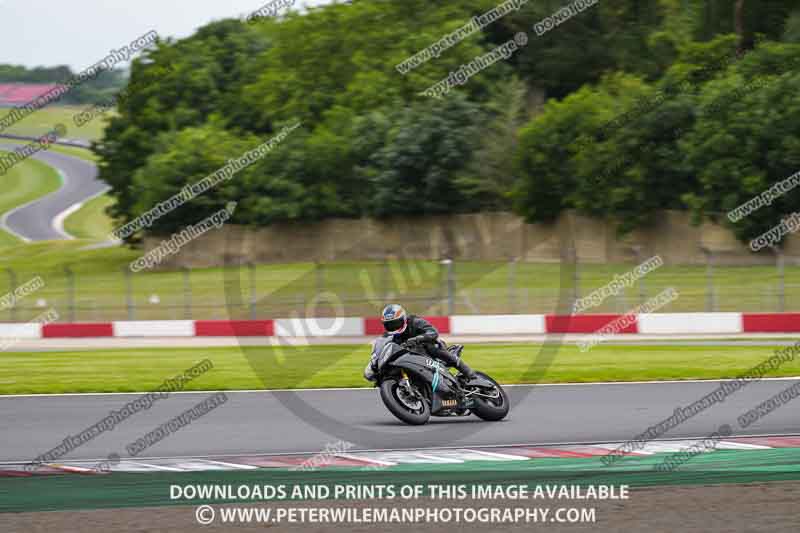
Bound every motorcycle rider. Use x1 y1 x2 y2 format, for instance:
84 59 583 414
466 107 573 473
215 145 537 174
365 304 477 382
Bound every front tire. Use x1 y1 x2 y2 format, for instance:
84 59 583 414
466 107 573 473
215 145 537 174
379 378 430 425
469 372 509 421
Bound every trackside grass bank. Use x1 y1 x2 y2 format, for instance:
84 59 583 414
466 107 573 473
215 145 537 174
0 105 110 142
2 343 799 395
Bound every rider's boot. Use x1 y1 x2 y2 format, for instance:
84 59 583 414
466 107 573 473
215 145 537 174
455 360 478 382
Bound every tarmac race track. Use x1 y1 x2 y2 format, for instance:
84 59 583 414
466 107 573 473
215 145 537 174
0 143 106 241
2 379 799 463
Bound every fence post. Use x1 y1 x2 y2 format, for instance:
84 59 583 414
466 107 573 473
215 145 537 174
6 268 17 322
615 286 626 313
632 245 646 304
702 248 715 312
570 245 580 311
382 258 391 303
315 262 325 296
248 262 257 319
64 266 75 322
442 259 455 316
123 266 135 321
508 259 517 314
776 247 785 312
182 267 192 319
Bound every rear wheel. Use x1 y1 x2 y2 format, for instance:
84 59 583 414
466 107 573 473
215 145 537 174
379 377 430 425
468 372 509 421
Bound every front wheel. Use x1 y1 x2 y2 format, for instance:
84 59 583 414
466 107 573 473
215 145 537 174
379 378 430 425
468 372 509 421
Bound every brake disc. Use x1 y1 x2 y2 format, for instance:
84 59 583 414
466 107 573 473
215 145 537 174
397 384 423 410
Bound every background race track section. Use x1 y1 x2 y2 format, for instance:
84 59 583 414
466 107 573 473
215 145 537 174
0 142 105 241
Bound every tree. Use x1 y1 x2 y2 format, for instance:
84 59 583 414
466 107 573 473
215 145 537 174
457 76 528 210
682 41 800 245
95 19 270 232
366 95 483 216
126 119 255 236
514 73 645 224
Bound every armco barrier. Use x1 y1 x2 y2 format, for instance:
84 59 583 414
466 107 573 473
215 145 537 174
114 320 195 337
42 323 113 338
7 313 800 339
545 314 638 334
0 323 40 339
195 320 274 337
742 313 800 333
638 313 742 334
365 316 451 336
275 316 365 337
451 314 546 335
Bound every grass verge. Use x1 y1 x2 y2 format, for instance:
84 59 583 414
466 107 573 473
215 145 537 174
63 193 115 241
1 343 797 395
0 105 109 142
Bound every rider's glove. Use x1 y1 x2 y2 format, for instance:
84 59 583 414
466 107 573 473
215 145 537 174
405 335 426 348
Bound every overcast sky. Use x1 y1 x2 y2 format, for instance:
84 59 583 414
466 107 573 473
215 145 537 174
0 0 334 70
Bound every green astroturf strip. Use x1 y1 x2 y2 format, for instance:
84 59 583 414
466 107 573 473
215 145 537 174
2 449 800 513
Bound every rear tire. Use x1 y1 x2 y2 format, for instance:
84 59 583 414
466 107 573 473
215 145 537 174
379 378 430 425
469 372 509 421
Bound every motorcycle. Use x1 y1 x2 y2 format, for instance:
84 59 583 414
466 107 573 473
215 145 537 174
366 336 510 425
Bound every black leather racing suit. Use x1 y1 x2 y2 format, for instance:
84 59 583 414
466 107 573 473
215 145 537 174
387 315 475 377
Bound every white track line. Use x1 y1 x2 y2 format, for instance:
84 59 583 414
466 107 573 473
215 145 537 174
4 376 800 399
44 463 96 473
48 168 76 240
127 462 183 472
465 449 532 461
334 454 395 467
200 459 259 470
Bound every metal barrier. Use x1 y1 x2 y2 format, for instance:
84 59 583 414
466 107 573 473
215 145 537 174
2 256 798 323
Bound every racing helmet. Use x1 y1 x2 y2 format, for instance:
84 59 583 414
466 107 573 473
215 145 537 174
381 304 408 335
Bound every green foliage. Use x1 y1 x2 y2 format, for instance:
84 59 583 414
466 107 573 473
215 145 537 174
129 120 254 235
782 10 800 42
682 42 800 244
514 76 632 223
366 95 483 216
504 0 668 98
515 36 800 244
95 19 270 233
83 0 800 250
241 0 495 128
457 77 528 210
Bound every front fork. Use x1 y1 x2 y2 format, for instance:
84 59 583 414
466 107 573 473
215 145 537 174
399 370 428 405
